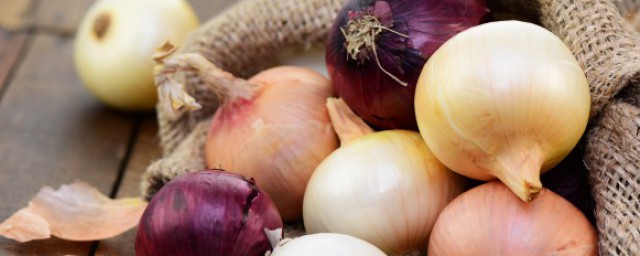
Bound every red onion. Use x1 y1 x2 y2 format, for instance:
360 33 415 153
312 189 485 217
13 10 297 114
135 170 283 256
326 0 487 129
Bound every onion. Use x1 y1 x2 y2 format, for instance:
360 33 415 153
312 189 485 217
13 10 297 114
75 0 199 111
154 50 338 221
415 21 591 201
428 181 597 255
135 170 283 256
326 0 487 130
303 98 465 255
268 233 386 256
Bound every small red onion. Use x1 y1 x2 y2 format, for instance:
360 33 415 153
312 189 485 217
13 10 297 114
326 0 487 129
135 170 283 256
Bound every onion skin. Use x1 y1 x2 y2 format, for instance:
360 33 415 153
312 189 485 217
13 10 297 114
326 0 487 130
135 170 283 256
269 233 387 256
205 66 338 221
428 182 597 256
74 0 198 111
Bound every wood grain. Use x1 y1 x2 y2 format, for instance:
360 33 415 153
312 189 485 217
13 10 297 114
0 34 134 255
0 31 29 92
31 0 93 34
95 116 162 256
0 0 34 30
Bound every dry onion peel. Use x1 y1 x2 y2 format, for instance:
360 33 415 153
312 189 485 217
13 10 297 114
0 181 146 242
415 21 591 201
303 98 465 255
154 48 337 221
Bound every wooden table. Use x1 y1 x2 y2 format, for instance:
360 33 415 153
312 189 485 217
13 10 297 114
0 0 235 255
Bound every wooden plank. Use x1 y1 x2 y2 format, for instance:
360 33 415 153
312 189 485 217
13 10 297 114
0 34 134 255
0 0 34 30
95 116 162 256
31 0 93 34
0 31 28 91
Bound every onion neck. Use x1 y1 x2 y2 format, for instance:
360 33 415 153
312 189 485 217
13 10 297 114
197 63 255 105
326 98 374 145
487 143 544 202
341 3 408 86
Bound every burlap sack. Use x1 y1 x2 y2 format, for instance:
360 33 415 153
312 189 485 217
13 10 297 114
142 0 640 252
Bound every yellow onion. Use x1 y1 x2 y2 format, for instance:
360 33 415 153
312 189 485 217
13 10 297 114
75 0 199 111
303 98 465 255
154 50 338 221
428 181 597 255
415 21 590 201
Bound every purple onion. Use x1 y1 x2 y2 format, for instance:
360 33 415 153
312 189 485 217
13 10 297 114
326 0 487 130
135 170 283 256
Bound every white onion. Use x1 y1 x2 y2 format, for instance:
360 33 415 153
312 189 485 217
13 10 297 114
269 233 386 256
302 98 466 255
74 0 199 111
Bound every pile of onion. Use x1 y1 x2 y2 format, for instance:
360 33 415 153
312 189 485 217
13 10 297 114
303 98 466 255
326 0 487 129
135 170 283 256
154 49 338 221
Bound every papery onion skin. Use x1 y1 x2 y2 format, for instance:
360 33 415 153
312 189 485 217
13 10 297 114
428 181 597 256
74 0 199 111
415 21 591 201
326 0 487 130
304 129 465 255
269 233 387 256
135 170 283 256
205 66 338 222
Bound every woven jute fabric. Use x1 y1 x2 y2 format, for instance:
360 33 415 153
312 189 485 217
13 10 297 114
142 0 640 253
586 100 640 255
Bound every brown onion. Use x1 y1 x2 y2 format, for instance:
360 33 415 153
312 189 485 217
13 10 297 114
428 181 597 255
154 50 338 221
